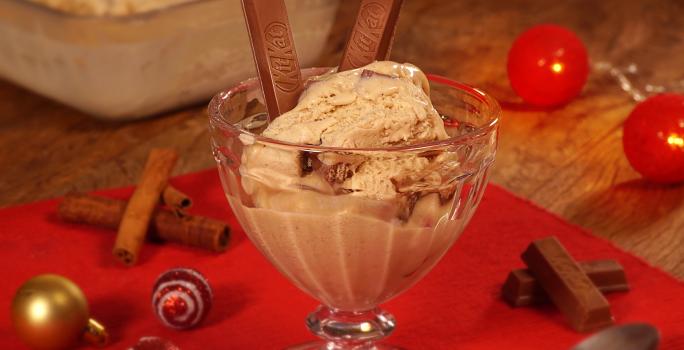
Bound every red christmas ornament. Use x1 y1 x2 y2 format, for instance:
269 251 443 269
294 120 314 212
128 337 180 350
623 94 684 184
507 24 589 107
152 268 213 329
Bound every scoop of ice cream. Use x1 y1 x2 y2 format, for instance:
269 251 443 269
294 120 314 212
241 61 455 206
261 61 448 147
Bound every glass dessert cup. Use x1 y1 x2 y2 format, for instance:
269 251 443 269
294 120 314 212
208 68 500 349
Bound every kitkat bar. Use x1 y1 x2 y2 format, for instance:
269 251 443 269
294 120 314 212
521 237 615 332
241 0 303 118
338 0 403 71
502 259 629 307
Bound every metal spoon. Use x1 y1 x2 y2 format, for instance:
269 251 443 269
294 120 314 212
572 323 660 350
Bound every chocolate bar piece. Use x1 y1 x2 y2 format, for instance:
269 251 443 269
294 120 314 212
521 237 615 332
339 0 403 71
241 0 303 118
502 259 629 307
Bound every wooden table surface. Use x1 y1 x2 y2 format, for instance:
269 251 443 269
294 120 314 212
1 0 682 278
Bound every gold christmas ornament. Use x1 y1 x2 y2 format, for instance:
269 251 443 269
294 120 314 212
11 274 109 350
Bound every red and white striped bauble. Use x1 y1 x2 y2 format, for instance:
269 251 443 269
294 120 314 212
152 268 213 329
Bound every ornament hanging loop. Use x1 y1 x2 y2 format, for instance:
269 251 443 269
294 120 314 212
594 61 684 102
594 62 646 102
83 318 109 347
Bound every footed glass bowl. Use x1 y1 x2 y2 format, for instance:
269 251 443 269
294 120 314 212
208 67 500 349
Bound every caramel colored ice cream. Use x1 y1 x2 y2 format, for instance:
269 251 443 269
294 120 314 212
242 61 455 203
261 61 445 148
229 61 469 310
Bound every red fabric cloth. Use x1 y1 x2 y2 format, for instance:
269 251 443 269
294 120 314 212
1 169 683 349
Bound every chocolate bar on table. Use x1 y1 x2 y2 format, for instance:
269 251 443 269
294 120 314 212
521 237 615 332
502 259 629 307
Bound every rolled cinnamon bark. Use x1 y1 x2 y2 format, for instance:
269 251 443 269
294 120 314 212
59 193 229 253
161 185 193 211
113 149 178 266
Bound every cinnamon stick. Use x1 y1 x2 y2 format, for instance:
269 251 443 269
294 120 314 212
241 0 303 118
161 185 192 211
59 193 229 253
113 149 178 266
339 0 403 71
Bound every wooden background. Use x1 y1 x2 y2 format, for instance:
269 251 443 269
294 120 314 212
1 0 682 278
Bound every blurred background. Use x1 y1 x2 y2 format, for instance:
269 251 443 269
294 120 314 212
0 0 682 277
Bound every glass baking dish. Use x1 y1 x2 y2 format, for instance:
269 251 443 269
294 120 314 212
0 0 340 119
